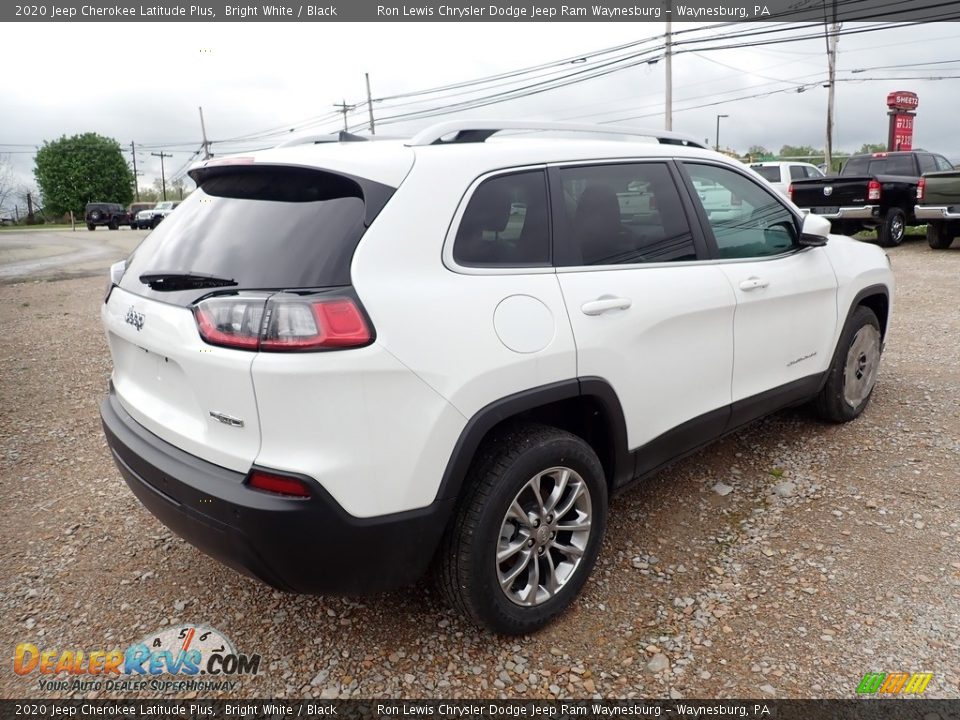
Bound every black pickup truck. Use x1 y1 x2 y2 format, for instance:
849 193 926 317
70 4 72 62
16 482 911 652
789 150 954 246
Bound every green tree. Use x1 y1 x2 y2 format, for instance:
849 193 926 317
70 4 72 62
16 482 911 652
856 142 887 154
778 144 822 158
34 132 133 216
747 144 771 157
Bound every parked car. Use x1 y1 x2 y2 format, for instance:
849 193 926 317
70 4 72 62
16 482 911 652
100 121 894 634
916 169 960 249
133 201 182 229
127 202 157 229
750 161 825 197
85 202 128 231
789 150 953 246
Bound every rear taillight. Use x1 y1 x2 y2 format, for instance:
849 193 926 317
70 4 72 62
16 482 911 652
247 469 311 498
193 292 372 352
917 177 925 201
868 180 882 201
788 184 794 201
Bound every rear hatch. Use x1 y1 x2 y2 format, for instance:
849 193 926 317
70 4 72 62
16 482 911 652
104 162 398 472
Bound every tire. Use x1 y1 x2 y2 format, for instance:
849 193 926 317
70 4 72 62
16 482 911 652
438 423 608 635
814 306 882 423
150 216 162 229
108 221 118 230
876 208 906 247
86 223 95 231
129 224 137 230
926 223 954 250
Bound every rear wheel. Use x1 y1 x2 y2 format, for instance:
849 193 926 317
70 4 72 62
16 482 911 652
108 220 118 230
926 222 954 250
815 306 882 423
438 424 608 635
876 208 906 247
86 223 95 231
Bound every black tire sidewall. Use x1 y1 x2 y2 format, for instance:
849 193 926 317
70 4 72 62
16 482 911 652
466 434 607 634
927 223 952 249
825 307 882 421
878 209 905 247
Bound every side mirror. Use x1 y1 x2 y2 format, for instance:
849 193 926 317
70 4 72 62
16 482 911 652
799 213 830 247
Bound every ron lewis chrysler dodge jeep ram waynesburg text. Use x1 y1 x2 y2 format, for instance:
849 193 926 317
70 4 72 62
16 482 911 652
100 121 894 634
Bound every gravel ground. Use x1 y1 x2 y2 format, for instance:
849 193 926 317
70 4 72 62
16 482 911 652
1 240 958 700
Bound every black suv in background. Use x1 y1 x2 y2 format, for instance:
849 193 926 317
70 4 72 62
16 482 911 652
85 203 128 231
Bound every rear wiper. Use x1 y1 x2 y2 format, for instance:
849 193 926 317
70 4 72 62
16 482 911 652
139 271 238 291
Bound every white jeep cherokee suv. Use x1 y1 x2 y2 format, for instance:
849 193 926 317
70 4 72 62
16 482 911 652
100 121 894 635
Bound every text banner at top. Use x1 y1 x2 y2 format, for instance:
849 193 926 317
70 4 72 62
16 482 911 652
5 0 960 23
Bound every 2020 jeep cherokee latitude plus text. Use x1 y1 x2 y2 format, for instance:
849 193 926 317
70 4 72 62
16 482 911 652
100 121 894 634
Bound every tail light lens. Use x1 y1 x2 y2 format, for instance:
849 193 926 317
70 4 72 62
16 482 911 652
788 184 794 201
917 177 925 201
868 180 882 201
247 469 311 498
193 292 372 352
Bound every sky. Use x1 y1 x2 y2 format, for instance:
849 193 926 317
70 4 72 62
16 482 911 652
1 20 958 200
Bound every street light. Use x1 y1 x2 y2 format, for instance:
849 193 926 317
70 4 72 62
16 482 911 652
715 114 729 152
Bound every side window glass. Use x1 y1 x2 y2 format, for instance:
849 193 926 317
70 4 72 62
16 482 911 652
557 163 696 265
789 166 806 180
453 171 550 267
917 154 937 174
684 163 799 259
935 155 953 172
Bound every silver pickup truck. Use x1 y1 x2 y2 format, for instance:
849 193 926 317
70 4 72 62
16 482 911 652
916 169 960 249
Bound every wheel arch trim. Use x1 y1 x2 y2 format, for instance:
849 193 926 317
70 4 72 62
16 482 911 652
434 377 631 503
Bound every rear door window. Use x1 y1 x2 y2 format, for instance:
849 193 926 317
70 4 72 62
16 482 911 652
120 166 394 305
752 166 781 182
555 162 698 265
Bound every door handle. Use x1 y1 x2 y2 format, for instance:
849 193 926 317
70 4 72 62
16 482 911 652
738 277 770 291
581 296 632 316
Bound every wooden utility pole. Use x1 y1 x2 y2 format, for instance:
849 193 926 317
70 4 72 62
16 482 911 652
824 0 840 171
334 100 352 132
130 141 140 200
151 151 173 201
199 106 212 160
365 73 376 135
26 192 34 223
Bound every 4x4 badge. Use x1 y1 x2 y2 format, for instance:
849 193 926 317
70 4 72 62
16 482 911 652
124 307 144 331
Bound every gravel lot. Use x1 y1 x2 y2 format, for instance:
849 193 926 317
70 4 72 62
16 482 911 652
1 239 958 700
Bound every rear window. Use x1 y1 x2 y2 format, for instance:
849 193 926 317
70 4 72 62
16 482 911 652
842 155 915 176
120 166 394 304
752 166 781 182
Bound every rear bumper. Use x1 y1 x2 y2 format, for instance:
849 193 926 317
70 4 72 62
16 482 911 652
800 205 880 221
914 205 960 221
100 387 454 594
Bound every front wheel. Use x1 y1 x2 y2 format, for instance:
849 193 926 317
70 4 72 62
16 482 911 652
438 424 608 635
876 208 906 247
86 223 96 231
815 306 882 423
926 222 954 250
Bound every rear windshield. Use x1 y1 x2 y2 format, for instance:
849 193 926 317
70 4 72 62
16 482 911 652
842 155 915 176
120 166 394 305
752 166 781 182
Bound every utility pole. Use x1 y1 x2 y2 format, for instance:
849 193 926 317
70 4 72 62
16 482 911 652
365 73 376 136
26 192 34 223
715 114 729 152
664 14 673 131
151 151 173 201
130 141 140 200
824 0 840 171
199 106 212 160
334 100 352 132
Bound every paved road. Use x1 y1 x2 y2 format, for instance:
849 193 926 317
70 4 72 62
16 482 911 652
0 228 146 282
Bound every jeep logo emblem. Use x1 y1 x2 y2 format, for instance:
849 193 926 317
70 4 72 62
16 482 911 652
823 186 833 197
125 306 144 331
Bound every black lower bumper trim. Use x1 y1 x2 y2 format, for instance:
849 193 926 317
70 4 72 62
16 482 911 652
100 388 454 594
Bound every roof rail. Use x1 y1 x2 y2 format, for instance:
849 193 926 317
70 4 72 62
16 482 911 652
276 131 369 148
406 120 706 149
